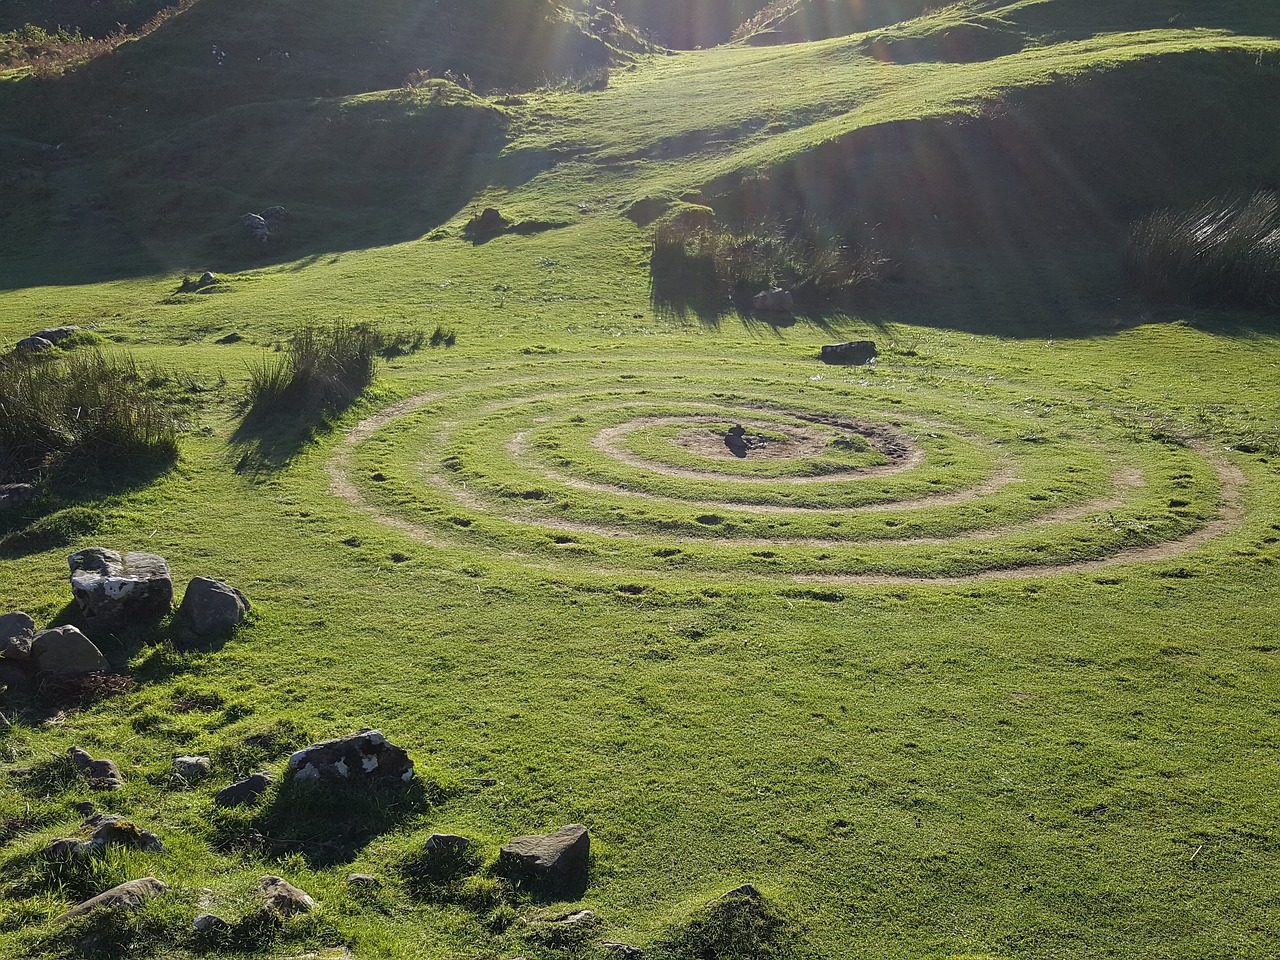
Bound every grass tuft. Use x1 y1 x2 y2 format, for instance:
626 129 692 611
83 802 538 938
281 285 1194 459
657 889 796 959
1126 191 1280 308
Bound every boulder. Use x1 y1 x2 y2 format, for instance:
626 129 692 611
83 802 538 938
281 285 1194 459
261 205 288 223
69 548 173 626
173 755 212 780
69 747 124 790
463 207 509 240
58 877 168 922
32 326 79 344
214 771 273 807
0 611 36 661
716 883 761 902
242 213 270 242
286 730 414 784
752 288 794 315
0 484 37 512
256 875 315 918
346 873 381 888
16 335 53 354
820 340 877 365
498 824 590 893
197 271 217 287
31 626 109 676
603 944 645 959
178 577 250 635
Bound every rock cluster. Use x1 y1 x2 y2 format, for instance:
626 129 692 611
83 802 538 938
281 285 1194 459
12 326 80 354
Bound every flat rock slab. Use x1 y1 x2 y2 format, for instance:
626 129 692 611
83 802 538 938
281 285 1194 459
69 747 123 790
287 730 414 784
498 824 590 894
179 577 250 635
257 875 315 917
69 548 173 626
58 877 168 922
214 771 273 807
0 611 36 660
820 340 877 365
31 625 109 676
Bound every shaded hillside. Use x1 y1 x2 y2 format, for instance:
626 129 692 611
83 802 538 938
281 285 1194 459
0 0 177 36
609 0 772 48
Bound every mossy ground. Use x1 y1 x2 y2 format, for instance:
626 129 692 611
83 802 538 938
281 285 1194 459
1 2 1279 958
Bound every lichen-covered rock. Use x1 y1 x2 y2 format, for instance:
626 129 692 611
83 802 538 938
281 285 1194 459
69 548 173 626
69 747 124 790
287 730 414 784
58 877 168 922
498 824 590 893
178 577 250 635
256 875 315 918
31 626 109 676
0 612 36 661
46 815 165 857
214 771 273 807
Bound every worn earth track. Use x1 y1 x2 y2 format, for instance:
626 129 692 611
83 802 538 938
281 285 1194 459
326 385 1248 586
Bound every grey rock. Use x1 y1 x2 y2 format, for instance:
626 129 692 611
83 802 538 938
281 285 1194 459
198 272 217 286
0 484 37 512
31 625 109 676
174 755 212 779
47 815 165 857
555 909 597 926
32 326 79 344
69 548 173 626
820 340 877 365
346 873 381 887
178 577 250 635
0 611 36 661
242 213 270 242
261 205 288 222
69 747 124 790
424 833 470 856
498 824 590 892
15 335 53 353
752 288 794 314
58 877 168 922
194 912 230 933
214 771 273 807
256 875 315 918
287 729 414 784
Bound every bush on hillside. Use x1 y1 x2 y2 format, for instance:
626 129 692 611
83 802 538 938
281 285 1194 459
1126 191 1280 308
651 211 886 309
0 349 179 483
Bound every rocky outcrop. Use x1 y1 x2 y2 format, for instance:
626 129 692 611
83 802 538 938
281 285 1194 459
58 877 168 922
178 577 250 635
31 626 110 676
69 548 174 626
286 730 414 784
498 824 590 894
32 326 80 344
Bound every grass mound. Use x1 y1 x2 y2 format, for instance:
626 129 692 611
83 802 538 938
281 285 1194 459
244 322 387 425
0 349 179 484
1126 192 1280 308
657 888 796 960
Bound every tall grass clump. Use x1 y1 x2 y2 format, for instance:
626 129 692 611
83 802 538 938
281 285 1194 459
1126 191 1280 308
0 350 179 483
246 321 433 423
651 210 885 310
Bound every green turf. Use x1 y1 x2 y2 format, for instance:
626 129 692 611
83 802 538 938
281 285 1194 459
1 2 1279 958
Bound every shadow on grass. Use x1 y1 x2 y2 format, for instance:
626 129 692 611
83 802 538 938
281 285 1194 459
211 776 443 869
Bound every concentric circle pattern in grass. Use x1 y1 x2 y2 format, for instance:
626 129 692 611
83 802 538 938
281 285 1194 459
331 358 1240 584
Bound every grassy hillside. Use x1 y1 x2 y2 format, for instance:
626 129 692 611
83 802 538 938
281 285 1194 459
0 1 1279 959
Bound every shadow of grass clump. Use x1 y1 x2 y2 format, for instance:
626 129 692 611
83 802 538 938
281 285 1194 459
655 888 797 960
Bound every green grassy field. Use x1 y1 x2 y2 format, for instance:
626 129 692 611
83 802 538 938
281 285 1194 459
1 2 1279 958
